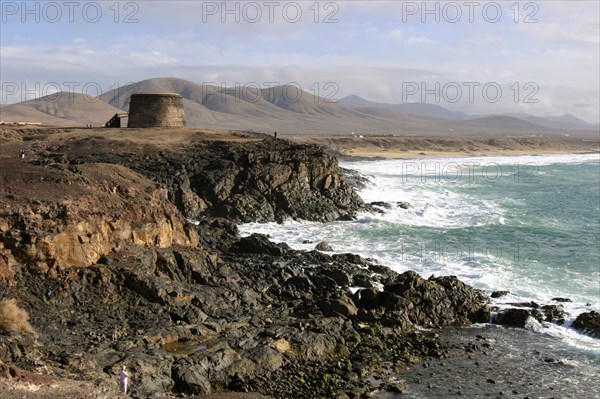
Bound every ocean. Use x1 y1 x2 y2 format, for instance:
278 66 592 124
240 153 600 359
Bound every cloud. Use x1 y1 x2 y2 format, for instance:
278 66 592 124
513 22 600 45
1 1 598 121
378 29 404 40
466 33 504 46
405 36 435 45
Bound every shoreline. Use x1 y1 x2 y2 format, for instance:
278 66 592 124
373 324 600 398
337 149 600 161
1 126 598 398
285 133 600 160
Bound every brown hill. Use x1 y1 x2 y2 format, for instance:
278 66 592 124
0 103 71 126
1 92 124 126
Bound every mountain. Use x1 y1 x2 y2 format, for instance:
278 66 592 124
1 92 124 126
545 113 591 126
1 77 597 135
341 95 598 131
100 77 369 119
339 95 472 120
450 115 544 131
98 77 445 134
503 113 597 131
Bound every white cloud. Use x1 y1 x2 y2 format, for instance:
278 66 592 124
379 29 404 40
466 33 504 46
405 36 435 45
513 22 600 45
0 1 598 121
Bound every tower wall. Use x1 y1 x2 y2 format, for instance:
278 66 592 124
127 93 186 128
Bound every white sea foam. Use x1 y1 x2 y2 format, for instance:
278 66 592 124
540 321 600 355
356 179 503 228
341 153 599 174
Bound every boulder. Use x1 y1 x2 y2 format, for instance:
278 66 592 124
572 311 600 339
551 297 572 303
231 234 290 256
315 242 334 252
506 301 539 308
309 274 338 291
352 274 374 288
320 269 350 287
127 351 176 397
492 309 532 328
397 202 411 209
353 288 380 310
541 305 567 324
369 201 391 209
173 363 211 395
319 296 358 318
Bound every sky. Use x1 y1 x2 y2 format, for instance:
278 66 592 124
1 0 599 122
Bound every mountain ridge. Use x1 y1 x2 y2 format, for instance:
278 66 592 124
2 77 598 135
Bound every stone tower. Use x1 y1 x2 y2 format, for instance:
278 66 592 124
127 93 186 128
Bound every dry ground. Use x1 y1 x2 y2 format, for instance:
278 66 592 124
2 127 598 161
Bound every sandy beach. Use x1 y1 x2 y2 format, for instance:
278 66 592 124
287 134 600 159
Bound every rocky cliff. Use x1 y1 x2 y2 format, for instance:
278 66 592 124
51 135 364 224
0 128 490 398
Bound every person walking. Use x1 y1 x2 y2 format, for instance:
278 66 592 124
119 366 129 395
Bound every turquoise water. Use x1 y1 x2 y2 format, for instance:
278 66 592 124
241 153 600 351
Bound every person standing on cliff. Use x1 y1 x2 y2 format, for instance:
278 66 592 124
119 366 129 395
19 150 25 159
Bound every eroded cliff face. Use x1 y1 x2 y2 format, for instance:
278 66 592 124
1 161 197 272
53 136 364 223
184 140 363 223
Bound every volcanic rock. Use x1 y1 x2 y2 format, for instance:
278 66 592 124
572 311 600 339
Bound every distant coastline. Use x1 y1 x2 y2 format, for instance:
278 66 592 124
287 134 600 160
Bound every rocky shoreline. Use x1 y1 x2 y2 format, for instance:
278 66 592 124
0 128 597 398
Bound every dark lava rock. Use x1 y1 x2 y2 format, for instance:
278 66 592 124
492 309 532 328
64 137 366 223
551 297 572 303
318 296 358 318
370 201 392 209
572 311 600 339
353 288 380 310
315 241 334 252
173 362 212 395
340 167 371 190
352 274 374 288
506 301 539 309
491 290 510 298
231 234 290 256
320 269 350 287
397 201 411 209
541 305 567 324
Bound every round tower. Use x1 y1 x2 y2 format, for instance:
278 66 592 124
127 93 186 128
